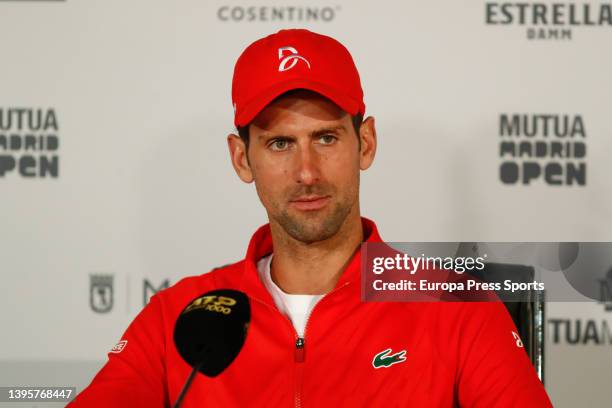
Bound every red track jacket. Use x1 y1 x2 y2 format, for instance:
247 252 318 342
70 218 553 407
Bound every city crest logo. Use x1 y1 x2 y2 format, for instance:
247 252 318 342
90 274 114 313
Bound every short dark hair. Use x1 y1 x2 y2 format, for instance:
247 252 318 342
237 113 364 150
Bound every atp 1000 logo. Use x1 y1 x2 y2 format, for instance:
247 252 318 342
498 113 587 186
0 108 59 179
486 2 612 40
183 295 237 315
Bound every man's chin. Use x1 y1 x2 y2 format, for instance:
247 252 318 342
276 208 347 244
287 227 337 244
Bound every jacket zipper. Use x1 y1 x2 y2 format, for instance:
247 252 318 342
249 281 352 408
293 281 350 408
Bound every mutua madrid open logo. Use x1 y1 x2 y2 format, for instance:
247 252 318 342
548 266 612 346
498 114 587 186
0 108 59 179
485 2 612 40
549 267 612 346
599 267 612 313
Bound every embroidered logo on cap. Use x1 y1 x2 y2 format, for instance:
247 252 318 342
278 46 311 72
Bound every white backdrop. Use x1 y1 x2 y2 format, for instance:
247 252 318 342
1 1 611 407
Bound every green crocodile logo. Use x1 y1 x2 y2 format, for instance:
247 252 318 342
372 348 407 369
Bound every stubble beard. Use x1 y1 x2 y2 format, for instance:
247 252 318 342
271 186 357 244
275 201 351 244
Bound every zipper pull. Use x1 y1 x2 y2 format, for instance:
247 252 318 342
295 337 305 363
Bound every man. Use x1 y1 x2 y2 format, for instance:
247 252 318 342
70 29 552 407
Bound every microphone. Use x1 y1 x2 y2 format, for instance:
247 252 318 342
172 289 250 408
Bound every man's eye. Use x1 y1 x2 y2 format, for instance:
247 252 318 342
319 135 337 145
270 139 290 151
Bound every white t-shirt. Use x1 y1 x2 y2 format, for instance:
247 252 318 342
256 253 323 337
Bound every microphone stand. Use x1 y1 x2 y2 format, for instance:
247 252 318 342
172 360 203 408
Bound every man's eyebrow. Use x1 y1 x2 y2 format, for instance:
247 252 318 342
257 125 347 142
309 125 346 138
257 132 293 142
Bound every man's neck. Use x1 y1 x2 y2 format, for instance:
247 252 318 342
268 209 364 295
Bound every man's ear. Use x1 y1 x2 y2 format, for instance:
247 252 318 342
227 134 254 183
359 116 377 170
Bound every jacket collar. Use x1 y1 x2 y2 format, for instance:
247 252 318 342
238 217 383 306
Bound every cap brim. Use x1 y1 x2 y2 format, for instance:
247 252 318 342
235 78 362 127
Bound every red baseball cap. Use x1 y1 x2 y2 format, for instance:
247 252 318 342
231 29 365 128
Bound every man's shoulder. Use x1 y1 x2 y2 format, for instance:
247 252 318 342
152 259 247 310
432 299 509 320
427 300 515 346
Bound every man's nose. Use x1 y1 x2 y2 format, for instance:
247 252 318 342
295 144 321 185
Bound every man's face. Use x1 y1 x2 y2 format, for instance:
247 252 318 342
228 91 376 244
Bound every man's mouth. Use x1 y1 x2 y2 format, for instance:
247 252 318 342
289 195 331 211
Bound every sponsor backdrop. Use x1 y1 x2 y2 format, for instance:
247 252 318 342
1 0 611 406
